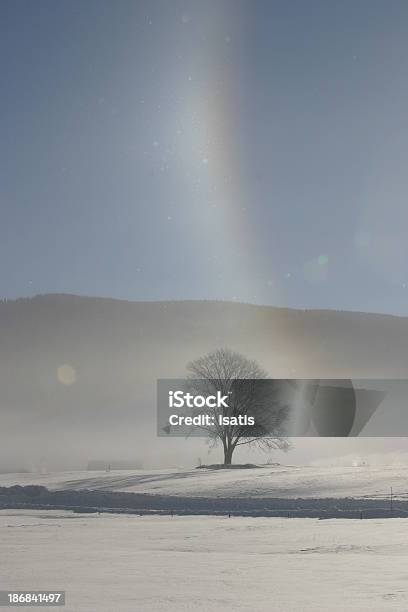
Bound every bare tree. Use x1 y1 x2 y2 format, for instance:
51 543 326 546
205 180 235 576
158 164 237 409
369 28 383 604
186 348 290 465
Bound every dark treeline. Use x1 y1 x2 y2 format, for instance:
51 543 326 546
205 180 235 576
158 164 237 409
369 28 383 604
0 485 406 519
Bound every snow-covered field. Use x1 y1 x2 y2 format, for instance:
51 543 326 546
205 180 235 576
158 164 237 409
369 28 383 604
1 510 408 611
1 464 408 499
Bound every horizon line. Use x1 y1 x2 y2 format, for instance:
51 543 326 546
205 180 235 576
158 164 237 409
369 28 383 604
1 292 407 320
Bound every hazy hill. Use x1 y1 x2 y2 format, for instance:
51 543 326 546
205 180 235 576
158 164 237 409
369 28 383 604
1 294 408 470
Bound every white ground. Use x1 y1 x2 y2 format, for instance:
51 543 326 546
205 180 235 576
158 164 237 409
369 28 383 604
1 510 408 611
1 464 408 498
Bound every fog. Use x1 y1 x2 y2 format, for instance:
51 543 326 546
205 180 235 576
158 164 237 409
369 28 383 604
2 294 408 472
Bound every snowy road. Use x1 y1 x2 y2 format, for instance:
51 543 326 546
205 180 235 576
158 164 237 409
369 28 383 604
1 510 408 611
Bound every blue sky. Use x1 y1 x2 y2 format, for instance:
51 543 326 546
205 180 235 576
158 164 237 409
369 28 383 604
2 0 408 314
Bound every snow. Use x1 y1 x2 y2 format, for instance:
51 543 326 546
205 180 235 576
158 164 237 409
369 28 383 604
1 510 408 611
1 464 408 499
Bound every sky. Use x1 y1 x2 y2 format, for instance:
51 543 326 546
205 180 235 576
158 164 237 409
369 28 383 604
2 0 408 314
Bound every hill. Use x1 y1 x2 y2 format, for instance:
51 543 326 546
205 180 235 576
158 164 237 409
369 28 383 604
0 464 407 500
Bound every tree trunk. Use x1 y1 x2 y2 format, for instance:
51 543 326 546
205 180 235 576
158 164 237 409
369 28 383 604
224 445 233 465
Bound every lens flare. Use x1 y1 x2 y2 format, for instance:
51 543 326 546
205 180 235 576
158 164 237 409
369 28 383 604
57 364 76 386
